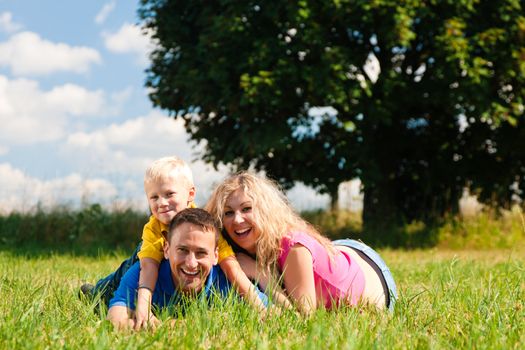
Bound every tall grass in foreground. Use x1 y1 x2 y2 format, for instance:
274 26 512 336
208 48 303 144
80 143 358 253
0 248 522 349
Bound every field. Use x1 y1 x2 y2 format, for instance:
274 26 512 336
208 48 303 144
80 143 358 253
1 246 523 349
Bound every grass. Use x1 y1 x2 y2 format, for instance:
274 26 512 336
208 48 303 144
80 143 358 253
0 247 523 349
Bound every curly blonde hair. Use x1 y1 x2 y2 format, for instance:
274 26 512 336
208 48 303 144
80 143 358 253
205 171 334 271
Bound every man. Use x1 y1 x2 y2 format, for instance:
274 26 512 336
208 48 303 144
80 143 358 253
107 208 267 330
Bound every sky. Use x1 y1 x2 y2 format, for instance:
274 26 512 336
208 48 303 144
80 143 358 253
0 0 356 214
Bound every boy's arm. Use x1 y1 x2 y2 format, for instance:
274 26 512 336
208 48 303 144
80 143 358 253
134 257 161 330
219 257 267 312
235 253 293 310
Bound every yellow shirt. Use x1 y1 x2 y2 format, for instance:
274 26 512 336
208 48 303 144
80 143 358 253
137 214 234 264
217 233 234 262
137 215 169 263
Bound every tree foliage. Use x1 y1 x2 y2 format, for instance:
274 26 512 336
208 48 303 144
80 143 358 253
138 0 525 228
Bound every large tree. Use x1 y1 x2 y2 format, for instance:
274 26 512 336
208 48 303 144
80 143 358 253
138 0 525 229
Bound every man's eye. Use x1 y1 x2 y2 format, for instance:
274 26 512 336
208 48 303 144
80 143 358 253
177 248 188 254
196 251 207 258
150 195 159 200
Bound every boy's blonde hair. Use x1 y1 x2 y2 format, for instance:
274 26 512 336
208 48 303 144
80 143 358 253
144 156 194 187
205 171 334 271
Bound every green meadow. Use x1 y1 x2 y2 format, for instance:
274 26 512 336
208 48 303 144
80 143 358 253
0 207 524 349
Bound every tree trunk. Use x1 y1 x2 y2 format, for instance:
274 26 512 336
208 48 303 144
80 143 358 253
329 188 339 211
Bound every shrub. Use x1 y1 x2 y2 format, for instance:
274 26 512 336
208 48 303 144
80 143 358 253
0 204 147 252
300 207 525 249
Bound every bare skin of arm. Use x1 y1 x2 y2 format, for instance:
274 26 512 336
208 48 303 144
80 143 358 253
282 245 317 316
107 305 136 330
235 253 293 310
219 257 267 312
134 257 161 330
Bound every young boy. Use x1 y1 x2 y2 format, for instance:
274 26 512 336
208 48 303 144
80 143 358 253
82 156 266 329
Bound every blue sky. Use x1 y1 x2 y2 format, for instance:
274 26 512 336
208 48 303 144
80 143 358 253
0 0 347 214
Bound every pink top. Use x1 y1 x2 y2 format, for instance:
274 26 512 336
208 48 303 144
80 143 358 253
278 232 365 308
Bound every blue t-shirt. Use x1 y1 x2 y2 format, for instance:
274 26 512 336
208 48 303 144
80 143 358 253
108 260 267 310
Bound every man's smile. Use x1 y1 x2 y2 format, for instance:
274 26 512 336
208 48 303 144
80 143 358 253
180 268 199 276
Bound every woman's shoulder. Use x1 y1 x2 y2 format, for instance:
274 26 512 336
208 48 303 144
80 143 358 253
278 231 326 264
283 231 321 247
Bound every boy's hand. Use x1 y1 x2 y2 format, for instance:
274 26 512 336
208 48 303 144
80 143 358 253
135 258 160 330
135 313 160 331
134 288 159 330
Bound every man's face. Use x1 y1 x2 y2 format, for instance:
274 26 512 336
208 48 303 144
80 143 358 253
164 222 218 295
144 174 195 225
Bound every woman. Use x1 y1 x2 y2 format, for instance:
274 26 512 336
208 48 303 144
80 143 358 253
205 172 397 315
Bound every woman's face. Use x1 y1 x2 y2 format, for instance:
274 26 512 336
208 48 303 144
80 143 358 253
222 189 259 254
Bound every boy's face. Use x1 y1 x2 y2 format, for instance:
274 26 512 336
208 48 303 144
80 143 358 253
163 222 218 295
145 175 195 225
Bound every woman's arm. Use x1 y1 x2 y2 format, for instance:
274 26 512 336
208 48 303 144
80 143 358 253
282 244 317 316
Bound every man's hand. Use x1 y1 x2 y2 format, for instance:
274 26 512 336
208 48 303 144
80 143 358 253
107 305 136 330
108 304 160 331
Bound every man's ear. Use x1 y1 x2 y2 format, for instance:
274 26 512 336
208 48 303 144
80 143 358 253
163 240 170 259
213 246 219 265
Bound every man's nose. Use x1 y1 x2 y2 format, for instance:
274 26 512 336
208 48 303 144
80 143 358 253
185 253 198 268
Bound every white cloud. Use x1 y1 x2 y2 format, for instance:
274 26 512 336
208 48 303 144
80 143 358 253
1 104 335 213
0 12 23 34
0 31 101 76
62 110 190 168
0 163 117 214
0 75 109 145
59 111 336 209
95 0 116 24
65 112 187 160
46 84 106 116
60 111 230 205
103 23 154 65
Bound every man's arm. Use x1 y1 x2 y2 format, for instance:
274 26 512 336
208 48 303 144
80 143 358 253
106 261 160 331
107 305 136 330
